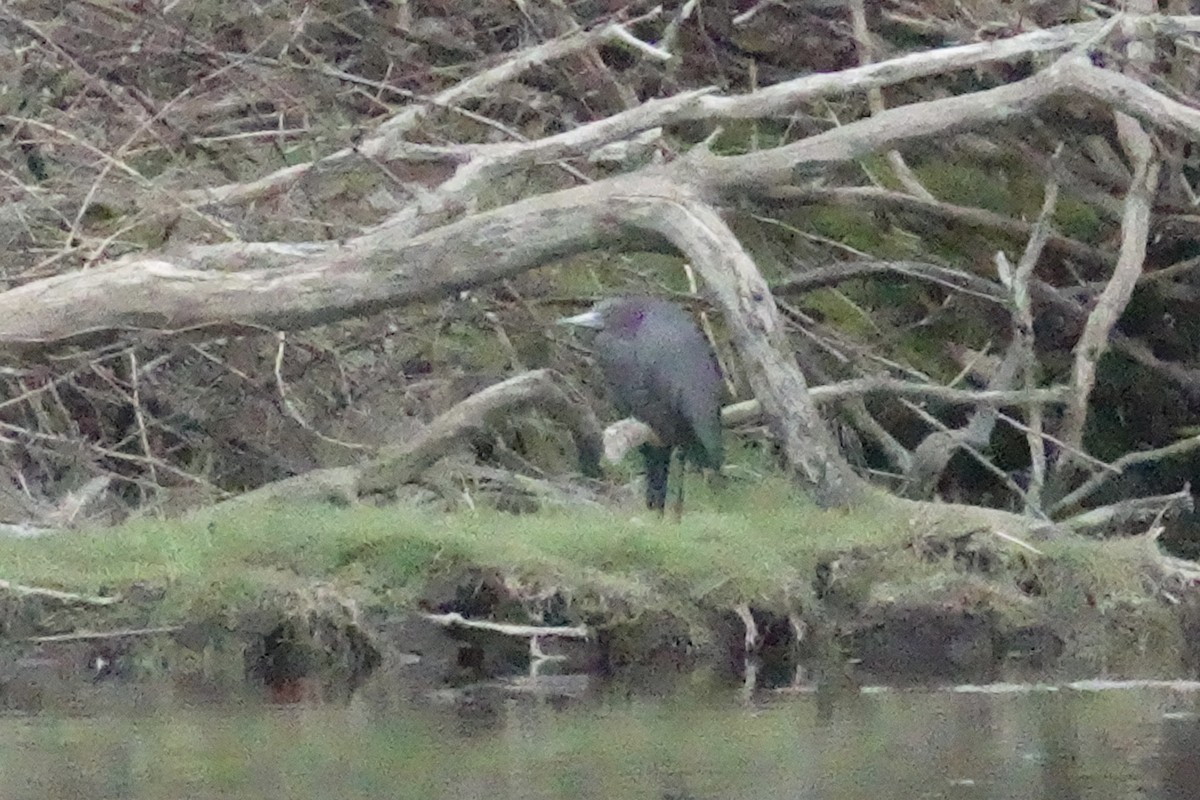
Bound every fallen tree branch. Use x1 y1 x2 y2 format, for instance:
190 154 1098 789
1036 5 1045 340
200 466 361 512
1050 433 1200 517
903 341 1025 501
776 259 1010 302
419 611 590 640
602 418 662 463
29 626 183 643
1058 486 1193 537
181 8 665 209
180 17 1152 214
843 397 913 475
206 371 604 511
1000 161 1060 514
0 579 117 607
443 464 607 510
720 378 1070 427
778 259 1200 401
357 369 603 496
1056 83 1161 463
848 0 934 200
5 50 1200 356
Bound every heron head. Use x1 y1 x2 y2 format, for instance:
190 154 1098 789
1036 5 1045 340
557 297 650 335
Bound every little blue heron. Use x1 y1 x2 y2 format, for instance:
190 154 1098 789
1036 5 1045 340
558 296 724 514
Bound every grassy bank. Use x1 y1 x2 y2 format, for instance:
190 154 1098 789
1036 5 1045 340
0 469 1187 683
0 474 905 617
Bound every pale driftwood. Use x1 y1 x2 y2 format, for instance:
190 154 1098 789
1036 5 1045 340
0 579 117 607
1059 486 1193 537
1050 434 1200 517
419 611 590 640
202 466 362 512
999 167 1060 515
990 529 1044 556
603 418 661 463
720 380 1071 428
13 47 1200 355
1057 20 1162 465
1155 550 1200 600
734 603 759 653
179 18 1148 217
777 259 1010 302
902 341 1025 500
1031 283 1200 400
0 523 59 538
181 8 666 209
381 24 1193 245
357 369 603 496
43 475 112 529
900 388 1038 509
842 397 913 475
28 626 183 643
444 464 607 509
847 0 934 201
199 371 605 510
780 258 1200 401
992 409 1116 476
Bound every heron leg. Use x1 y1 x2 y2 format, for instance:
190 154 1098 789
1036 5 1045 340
641 444 671 513
671 450 685 522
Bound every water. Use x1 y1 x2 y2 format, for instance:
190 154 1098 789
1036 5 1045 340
2 676 1199 799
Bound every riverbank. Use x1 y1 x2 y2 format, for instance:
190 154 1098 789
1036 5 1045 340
0 474 1194 703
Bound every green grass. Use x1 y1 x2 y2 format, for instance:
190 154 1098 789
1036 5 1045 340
0 465 1178 673
0 473 910 620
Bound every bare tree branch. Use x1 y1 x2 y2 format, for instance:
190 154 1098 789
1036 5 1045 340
357 369 603 496
0 578 117 607
720 379 1070 426
1059 486 1193 537
768 186 1109 269
1056 47 1162 463
177 17 1160 213
779 258 1200 402
998 160 1060 514
902 340 1025 501
1051 432 1200 517
9 46 1200 357
847 0 934 200
180 8 665 209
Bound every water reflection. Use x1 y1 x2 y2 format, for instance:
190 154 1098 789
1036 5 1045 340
1 678 1200 799
1035 692 1082 800
1159 701 1200 800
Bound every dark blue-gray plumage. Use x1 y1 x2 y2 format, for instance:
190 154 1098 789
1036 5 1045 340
559 296 724 512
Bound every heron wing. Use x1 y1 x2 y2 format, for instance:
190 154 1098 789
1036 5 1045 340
590 302 724 469
592 330 652 419
636 315 725 469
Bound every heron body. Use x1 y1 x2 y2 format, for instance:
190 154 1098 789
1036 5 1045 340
559 296 724 511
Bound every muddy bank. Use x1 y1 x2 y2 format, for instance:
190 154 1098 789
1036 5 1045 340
0 522 1195 709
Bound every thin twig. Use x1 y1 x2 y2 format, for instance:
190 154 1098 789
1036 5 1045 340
273 333 369 451
29 626 184 643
